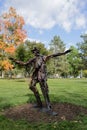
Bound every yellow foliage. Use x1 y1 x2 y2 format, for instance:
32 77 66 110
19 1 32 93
0 40 5 49
1 60 13 70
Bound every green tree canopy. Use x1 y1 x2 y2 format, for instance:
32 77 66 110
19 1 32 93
14 40 49 76
77 34 87 69
67 46 82 77
49 35 69 77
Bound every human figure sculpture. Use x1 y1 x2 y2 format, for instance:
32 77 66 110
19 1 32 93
10 47 71 114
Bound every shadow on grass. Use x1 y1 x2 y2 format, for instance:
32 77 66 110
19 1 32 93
25 93 60 104
25 94 36 103
76 80 87 85
15 79 25 82
80 81 87 84
0 98 12 110
0 103 12 110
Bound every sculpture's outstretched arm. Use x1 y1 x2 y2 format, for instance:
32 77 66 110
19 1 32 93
45 49 72 61
9 57 35 66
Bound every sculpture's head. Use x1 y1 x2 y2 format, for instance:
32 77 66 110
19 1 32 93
31 47 40 56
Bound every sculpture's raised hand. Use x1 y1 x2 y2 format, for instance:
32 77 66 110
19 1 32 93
64 49 72 54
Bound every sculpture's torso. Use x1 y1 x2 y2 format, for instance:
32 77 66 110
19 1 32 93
32 55 47 81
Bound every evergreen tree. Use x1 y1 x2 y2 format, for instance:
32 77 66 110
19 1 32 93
49 35 69 77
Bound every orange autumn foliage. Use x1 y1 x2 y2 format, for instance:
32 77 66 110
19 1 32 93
1 60 13 71
5 45 16 54
1 7 27 46
0 7 27 71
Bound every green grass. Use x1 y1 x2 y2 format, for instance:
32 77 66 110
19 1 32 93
0 115 87 130
0 78 87 109
0 78 87 130
48 78 87 107
0 79 29 109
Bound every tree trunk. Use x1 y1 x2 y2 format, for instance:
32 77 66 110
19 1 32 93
1 70 5 78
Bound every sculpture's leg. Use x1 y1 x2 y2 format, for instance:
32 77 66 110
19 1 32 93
39 81 51 110
29 79 42 108
39 81 58 116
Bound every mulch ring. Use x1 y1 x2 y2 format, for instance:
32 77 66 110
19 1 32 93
2 103 87 123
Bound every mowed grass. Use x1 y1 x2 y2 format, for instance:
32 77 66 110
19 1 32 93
49 78 87 107
0 78 30 109
0 78 87 109
0 78 87 130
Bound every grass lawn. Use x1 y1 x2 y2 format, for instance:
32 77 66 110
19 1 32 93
0 78 87 130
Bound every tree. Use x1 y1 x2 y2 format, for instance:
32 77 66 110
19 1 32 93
77 34 87 69
1 7 26 46
67 46 82 77
49 35 69 77
0 7 27 77
76 34 87 78
14 40 49 77
24 40 49 61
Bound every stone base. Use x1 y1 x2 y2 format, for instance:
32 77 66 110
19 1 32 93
40 107 58 116
32 104 57 116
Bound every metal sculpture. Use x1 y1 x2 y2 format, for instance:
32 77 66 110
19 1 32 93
10 47 71 115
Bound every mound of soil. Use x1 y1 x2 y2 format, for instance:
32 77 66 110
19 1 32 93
3 103 87 123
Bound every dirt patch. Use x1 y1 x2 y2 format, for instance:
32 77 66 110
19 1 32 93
2 103 87 123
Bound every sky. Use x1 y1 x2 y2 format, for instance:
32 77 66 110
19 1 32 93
0 0 87 48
